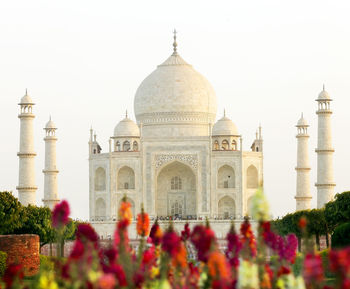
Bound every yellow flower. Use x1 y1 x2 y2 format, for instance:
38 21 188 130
88 270 101 283
38 272 58 289
238 260 259 289
250 188 269 221
150 266 160 278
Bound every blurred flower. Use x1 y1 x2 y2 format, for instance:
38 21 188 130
191 224 217 262
208 251 230 281
149 220 163 246
298 216 307 229
69 239 85 260
240 218 257 258
181 223 191 242
226 223 242 268
172 242 187 269
52 200 70 229
162 228 181 258
98 273 116 289
88 270 101 283
3 264 24 288
119 200 132 225
238 260 259 289
303 253 324 285
38 271 58 289
250 188 269 221
76 223 99 244
136 207 150 237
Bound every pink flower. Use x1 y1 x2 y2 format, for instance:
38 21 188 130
69 239 85 260
162 229 181 257
226 224 242 268
191 224 217 262
76 223 99 244
52 200 70 229
303 253 324 285
98 273 116 289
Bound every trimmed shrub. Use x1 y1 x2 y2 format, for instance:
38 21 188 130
0 250 7 276
331 222 350 248
40 255 55 271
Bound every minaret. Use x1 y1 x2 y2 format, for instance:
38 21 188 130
295 113 312 211
42 117 59 209
316 85 335 208
17 90 37 205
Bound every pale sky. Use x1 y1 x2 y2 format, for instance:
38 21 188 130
1 0 350 220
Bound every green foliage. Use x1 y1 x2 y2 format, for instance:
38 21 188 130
331 222 350 248
40 255 55 271
0 191 24 234
0 251 7 276
14 205 56 247
291 253 303 276
325 191 350 233
319 249 334 279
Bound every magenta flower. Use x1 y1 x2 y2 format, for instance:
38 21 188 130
76 223 99 244
52 200 70 229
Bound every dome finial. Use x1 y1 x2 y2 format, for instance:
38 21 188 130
224 108 226 117
323 83 325 91
25 88 28 95
172 29 178 55
125 109 128 118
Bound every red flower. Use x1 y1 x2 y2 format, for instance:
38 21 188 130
3 264 24 288
76 223 99 243
277 265 291 277
226 224 242 268
52 200 70 229
162 228 181 258
69 239 85 259
181 223 191 242
191 224 216 262
298 216 307 229
240 218 257 258
303 253 324 285
149 220 163 246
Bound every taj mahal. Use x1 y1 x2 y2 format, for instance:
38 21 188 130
15 33 335 238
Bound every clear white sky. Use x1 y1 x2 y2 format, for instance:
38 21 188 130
1 0 349 220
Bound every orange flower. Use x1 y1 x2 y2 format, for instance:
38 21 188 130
172 242 187 269
298 216 307 229
119 201 132 225
137 209 150 237
208 251 230 280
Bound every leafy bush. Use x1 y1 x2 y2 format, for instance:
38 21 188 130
39 255 55 271
292 252 304 276
331 222 350 248
0 251 7 276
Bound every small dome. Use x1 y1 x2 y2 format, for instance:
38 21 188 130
296 114 308 127
45 118 56 129
20 92 34 104
114 117 140 137
212 115 238 136
317 86 331 101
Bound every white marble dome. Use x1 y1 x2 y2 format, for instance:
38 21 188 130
212 115 238 136
297 114 308 127
134 53 217 124
20 93 34 104
114 117 140 137
45 118 56 129
318 87 331 100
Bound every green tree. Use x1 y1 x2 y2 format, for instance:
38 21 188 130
14 205 55 248
325 191 350 232
0 191 24 234
307 209 328 250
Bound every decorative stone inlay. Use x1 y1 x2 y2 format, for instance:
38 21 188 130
155 154 198 169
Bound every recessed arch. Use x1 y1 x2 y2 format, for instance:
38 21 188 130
247 165 258 189
218 165 235 188
95 198 106 218
218 196 235 219
117 166 135 189
133 141 138 151
222 139 229 150
213 140 219 150
123 140 130 151
156 161 196 217
95 167 106 191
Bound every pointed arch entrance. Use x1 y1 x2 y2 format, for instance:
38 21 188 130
156 161 196 218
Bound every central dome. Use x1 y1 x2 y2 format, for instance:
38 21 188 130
134 52 217 125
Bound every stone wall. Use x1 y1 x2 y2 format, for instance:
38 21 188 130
0 234 39 276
